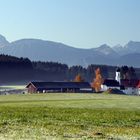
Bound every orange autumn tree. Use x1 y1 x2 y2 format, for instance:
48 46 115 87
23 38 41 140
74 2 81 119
91 68 103 92
74 74 84 82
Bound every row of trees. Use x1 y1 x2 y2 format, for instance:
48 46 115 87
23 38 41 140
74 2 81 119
0 54 138 86
121 66 137 80
0 54 33 70
74 68 103 92
73 66 137 92
32 62 115 82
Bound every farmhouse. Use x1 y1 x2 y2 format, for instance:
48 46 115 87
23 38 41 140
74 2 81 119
120 79 140 95
101 67 140 95
26 81 92 93
116 68 140 95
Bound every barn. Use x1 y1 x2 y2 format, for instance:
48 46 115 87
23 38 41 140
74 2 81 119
26 81 92 93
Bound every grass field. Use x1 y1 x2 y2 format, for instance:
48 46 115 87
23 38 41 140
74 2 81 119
0 93 139 139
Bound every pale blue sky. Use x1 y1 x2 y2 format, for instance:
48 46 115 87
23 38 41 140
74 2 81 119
0 0 140 48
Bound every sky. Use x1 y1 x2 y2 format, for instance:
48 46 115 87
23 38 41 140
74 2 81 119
0 0 140 48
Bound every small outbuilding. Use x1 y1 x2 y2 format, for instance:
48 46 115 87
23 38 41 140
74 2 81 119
26 81 92 93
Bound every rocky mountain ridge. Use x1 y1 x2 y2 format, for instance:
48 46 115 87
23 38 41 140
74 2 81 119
0 34 140 67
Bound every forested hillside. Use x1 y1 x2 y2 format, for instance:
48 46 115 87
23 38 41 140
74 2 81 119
0 55 33 83
0 54 139 84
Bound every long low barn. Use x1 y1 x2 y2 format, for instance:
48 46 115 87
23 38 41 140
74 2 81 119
26 81 92 93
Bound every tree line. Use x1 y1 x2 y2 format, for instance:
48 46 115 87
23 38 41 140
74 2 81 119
0 54 139 84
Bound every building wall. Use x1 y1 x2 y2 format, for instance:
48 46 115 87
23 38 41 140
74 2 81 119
122 87 136 95
27 85 37 93
101 85 120 91
134 88 140 95
137 88 140 95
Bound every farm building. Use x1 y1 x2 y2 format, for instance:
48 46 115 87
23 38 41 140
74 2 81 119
26 81 92 93
101 67 140 95
120 79 140 95
136 80 140 95
101 79 120 91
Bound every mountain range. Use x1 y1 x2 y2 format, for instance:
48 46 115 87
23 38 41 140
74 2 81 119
0 34 140 67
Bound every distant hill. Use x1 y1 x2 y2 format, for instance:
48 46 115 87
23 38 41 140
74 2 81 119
0 54 33 83
0 34 140 67
0 35 9 48
119 53 140 67
113 41 140 55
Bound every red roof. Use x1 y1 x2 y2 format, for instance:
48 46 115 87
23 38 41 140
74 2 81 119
136 80 140 88
121 79 140 88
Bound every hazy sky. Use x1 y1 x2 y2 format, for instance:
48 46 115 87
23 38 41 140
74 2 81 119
0 0 140 48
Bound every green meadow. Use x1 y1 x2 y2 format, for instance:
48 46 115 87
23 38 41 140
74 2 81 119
0 93 139 139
